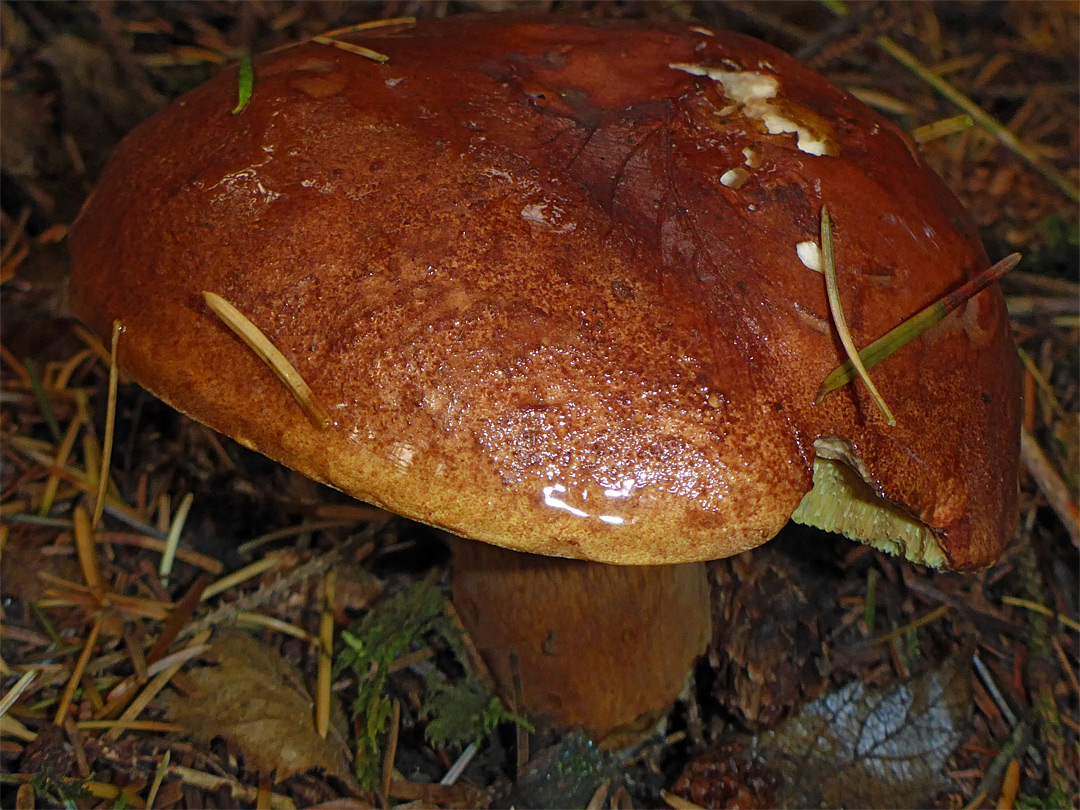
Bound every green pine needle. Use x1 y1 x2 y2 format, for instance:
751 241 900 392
817 251 1021 403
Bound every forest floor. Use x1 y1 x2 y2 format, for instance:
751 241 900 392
1 2 1076 808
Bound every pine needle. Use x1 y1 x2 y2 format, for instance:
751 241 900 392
200 552 285 601
313 36 388 63
0 669 39 718
53 612 105 726
662 789 707 810
1002 596 1080 633
817 252 1021 401
316 570 336 739
234 612 317 642
159 492 195 584
911 113 973 143
72 505 103 591
77 720 184 732
92 320 122 529
145 749 171 810
24 358 62 443
202 291 332 430
872 603 950 645
819 206 897 425
38 413 84 518
105 629 211 740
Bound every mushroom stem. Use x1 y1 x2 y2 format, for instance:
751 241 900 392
449 537 711 742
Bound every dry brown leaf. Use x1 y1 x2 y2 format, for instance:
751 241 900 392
163 630 356 787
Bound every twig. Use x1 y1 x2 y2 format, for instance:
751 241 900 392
1019 427 1080 547
170 765 296 809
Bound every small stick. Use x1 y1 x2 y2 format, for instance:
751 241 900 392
440 742 478 786
973 653 1019 728
1019 427 1080 548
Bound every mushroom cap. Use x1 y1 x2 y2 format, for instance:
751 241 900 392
68 16 1019 569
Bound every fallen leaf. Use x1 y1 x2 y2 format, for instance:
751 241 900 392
673 655 972 809
163 631 355 787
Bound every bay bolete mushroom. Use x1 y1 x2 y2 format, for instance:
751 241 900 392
68 16 1020 741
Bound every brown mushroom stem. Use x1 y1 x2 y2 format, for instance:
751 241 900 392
449 537 711 742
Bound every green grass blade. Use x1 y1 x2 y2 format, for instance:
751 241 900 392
232 54 253 115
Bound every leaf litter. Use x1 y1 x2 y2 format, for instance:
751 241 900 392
672 654 972 809
162 630 356 787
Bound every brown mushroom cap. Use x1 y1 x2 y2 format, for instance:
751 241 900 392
68 16 1019 570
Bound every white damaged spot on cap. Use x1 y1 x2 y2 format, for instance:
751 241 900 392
719 167 750 189
742 146 763 168
796 240 823 272
670 63 834 156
